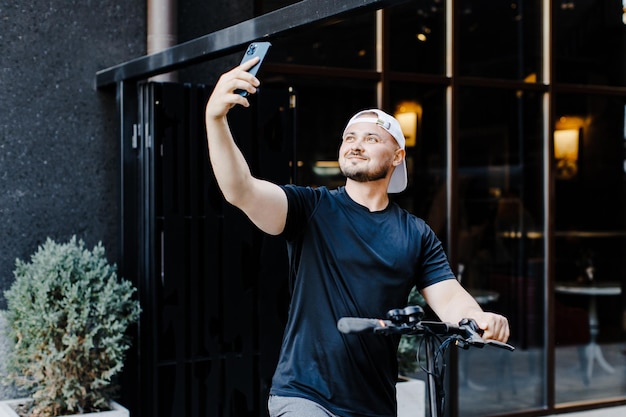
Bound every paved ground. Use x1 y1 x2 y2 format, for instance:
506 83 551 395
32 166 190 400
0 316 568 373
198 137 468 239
550 406 626 417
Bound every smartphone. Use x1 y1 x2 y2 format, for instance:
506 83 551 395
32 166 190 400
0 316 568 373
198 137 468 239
236 41 272 96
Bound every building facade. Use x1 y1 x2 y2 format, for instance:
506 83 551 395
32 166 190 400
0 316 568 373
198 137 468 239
99 1 626 416
2 1 625 417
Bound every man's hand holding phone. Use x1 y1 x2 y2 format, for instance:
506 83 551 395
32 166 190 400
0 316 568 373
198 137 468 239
205 57 261 120
235 41 271 96
206 42 271 120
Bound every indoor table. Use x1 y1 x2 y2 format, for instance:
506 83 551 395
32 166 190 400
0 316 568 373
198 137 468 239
554 281 621 382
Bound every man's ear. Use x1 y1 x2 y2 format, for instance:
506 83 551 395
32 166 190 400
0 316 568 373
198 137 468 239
393 148 406 167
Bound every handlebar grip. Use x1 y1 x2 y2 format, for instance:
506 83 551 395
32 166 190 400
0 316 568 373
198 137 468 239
458 318 516 351
337 317 393 334
458 318 484 336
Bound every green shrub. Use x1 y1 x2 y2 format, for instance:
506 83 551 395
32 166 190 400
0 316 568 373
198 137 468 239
3 236 140 416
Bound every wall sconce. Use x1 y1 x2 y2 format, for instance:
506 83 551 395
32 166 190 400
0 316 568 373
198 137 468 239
554 128 579 179
394 101 423 147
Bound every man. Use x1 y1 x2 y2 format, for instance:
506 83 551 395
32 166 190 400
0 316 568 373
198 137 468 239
205 57 510 417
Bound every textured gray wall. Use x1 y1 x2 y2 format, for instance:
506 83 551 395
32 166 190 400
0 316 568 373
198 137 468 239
0 1 145 308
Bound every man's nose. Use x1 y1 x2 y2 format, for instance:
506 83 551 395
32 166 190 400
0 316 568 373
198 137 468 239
350 138 365 150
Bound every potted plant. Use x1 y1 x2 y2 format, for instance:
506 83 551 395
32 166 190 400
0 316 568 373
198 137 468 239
0 236 141 417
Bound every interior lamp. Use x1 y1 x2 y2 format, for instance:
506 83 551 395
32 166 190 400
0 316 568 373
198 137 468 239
394 101 423 147
554 128 579 179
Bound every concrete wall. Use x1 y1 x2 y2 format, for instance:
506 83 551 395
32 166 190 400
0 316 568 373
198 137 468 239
0 1 145 308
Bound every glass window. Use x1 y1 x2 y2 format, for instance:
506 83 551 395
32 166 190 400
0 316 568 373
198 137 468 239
456 86 546 415
553 1 626 86
388 1 446 74
263 76 378 188
386 82 447 417
458 0 543 80
267 13 377 69
553 93 626 404
244 0 626 414
389 83 448 221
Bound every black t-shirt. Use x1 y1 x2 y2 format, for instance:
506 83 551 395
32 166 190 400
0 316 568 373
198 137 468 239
270 185 455 417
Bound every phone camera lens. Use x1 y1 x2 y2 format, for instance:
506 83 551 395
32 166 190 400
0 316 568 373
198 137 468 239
247 44 257 55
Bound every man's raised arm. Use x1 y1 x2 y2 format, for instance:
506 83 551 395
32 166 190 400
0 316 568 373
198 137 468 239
205 58 288 235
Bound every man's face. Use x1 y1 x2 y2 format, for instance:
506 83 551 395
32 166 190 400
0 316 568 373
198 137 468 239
338 120 402 185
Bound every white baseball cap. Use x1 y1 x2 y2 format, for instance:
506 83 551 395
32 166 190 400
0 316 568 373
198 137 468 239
343 109 408 193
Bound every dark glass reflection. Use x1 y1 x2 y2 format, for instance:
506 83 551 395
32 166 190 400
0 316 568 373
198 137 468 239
458 0 542 80
554 1 626 86
456 86 545 415
267 14 377 69
388 1 446 74
261 76 378 188
389 83 447 220
554 93 626 403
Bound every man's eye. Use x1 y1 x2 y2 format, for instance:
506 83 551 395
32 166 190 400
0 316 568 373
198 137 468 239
343 136 355 142
366 136 379 143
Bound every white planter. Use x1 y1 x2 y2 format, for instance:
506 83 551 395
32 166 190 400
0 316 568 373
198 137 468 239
0 399 129 417
397 377 425 417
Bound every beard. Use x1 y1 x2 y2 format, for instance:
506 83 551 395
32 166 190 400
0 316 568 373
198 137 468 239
339 158 390 184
